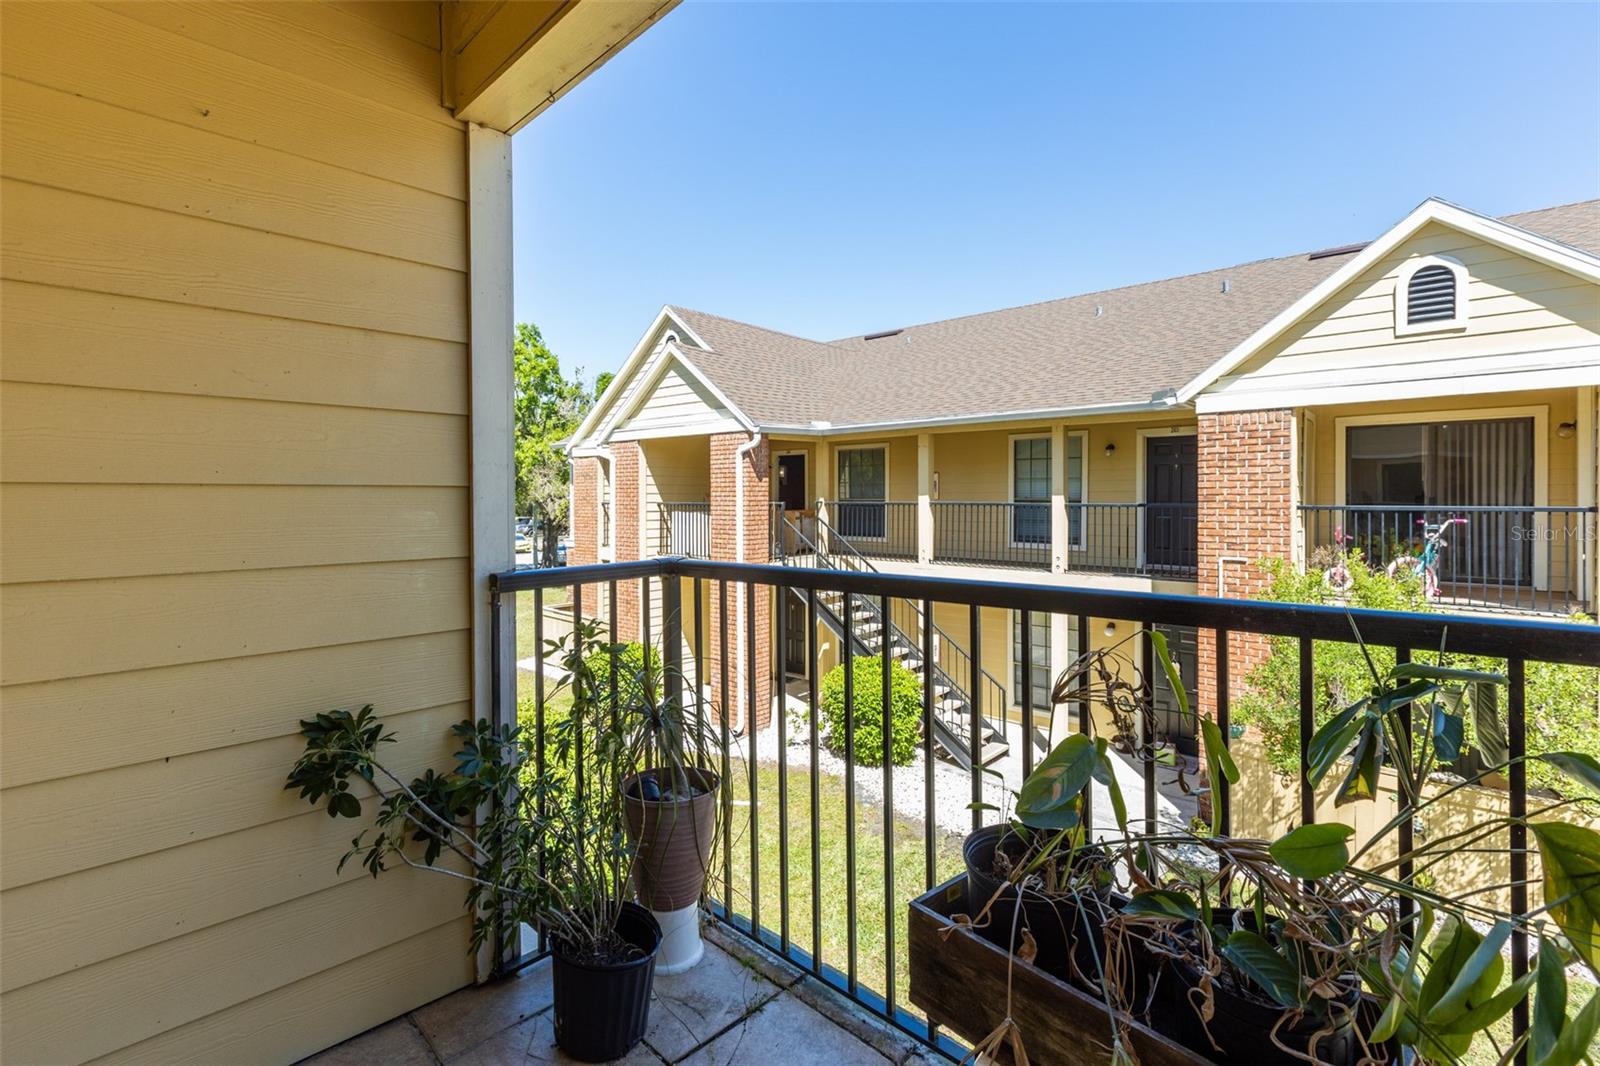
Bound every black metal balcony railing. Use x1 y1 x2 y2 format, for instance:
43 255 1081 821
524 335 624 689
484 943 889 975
822 499 918 561
1068 502 1199 578
1301 504 1595 616
931 501 1051 569
491 558 1599 1063
655 501 710 559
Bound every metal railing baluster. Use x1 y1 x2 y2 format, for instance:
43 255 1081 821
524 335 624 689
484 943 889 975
881 594 896 1018
807 587 822 976
777 583 790 954
747 580 760 935
843 591 858 995
1509 656 1529 1063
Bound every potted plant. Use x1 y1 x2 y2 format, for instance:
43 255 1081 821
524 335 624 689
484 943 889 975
575 627 723 973
1113 631 1600 1066
283 624 664 1063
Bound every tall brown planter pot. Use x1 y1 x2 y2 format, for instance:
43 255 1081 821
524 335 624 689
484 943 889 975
622 767 721 910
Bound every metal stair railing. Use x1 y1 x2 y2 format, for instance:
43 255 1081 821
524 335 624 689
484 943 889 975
777 513 1010 767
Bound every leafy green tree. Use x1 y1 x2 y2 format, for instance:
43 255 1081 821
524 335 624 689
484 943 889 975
513 323 599 564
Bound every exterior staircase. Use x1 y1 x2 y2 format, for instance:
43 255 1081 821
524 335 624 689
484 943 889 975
774 514 1010 772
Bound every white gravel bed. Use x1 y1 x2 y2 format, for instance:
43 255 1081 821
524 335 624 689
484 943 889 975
753 697 1199 847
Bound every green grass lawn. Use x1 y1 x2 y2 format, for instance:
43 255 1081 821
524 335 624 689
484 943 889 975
714 757 967 1023
514 586 571 664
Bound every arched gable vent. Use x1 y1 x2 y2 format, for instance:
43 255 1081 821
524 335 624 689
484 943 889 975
1396 256 1468 334
1406 265 1456 323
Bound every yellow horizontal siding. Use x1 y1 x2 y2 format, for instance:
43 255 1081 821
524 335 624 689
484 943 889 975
2 805 431 993
2 383 467 486
2 559 469 686
1237 222 1600 384
0 2 475 1060
1 699 471 892
1 76 467 270
2 855 468 1064
2 484 467 583
2 629 471 789
100 918 474 1066
2 181 468 342
0 2 465 199
101 1 456 126
1 281 468 414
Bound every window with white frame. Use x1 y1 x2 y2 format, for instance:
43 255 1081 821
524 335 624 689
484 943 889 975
1396 256 1468 334
1011 437 1050 544
1011 609 1051 713
836 446 887 539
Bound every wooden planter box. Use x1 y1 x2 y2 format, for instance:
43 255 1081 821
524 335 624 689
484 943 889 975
908 876 1212 1066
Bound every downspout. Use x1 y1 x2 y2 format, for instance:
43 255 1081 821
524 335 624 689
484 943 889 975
733 432 765 733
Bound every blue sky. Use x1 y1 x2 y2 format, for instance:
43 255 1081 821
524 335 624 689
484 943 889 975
512 1 1600 382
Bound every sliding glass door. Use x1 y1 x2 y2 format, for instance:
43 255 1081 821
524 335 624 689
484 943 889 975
1344 416 1535 586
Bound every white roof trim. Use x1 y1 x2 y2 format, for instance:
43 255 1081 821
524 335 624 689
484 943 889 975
1176 198 1600 404
756 395 1183 435
601 341 756 439
569 306 714 449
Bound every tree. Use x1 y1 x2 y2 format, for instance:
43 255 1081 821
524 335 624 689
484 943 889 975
513 323 596 565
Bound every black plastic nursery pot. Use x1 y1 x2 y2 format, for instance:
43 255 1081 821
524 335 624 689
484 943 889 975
550 902 662 1063
962 824 1123 993
1152 912 1359 1066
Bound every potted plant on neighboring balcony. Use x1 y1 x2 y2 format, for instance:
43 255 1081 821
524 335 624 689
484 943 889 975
284 624 667 1063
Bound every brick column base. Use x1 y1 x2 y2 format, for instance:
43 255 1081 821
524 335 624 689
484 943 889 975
708 433 773 730
1196 409 1295 721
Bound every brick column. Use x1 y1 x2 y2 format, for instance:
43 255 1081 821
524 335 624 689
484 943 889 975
570 457 600 617
612 441 642 642
1196 409 1296 721
708 432 773 729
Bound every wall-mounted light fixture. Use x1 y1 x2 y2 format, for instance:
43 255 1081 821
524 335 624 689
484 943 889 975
1558 421 1577 439
1103 621 1117 638
1104 442 1116 458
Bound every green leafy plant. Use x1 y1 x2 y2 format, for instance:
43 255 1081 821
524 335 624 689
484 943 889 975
1236 555 1600 794
285 623 644 963
819 654 922 766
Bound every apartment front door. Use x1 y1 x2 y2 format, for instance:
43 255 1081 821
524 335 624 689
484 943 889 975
1146 435 1198 573
777 453 807 512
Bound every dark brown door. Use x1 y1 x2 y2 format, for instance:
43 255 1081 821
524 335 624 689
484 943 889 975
776 453 807 512
1146 435 1198 573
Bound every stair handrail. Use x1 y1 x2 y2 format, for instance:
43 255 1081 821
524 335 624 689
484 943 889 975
811 515 1011 745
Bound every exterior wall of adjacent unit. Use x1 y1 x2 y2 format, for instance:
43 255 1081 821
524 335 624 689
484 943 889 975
1203 222 1600 412
613 357 743 439
708 432 773 728
0 5 477 1061
1194 410 1298 718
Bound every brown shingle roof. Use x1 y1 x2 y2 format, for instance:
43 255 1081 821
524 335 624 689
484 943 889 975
669 199 1600 430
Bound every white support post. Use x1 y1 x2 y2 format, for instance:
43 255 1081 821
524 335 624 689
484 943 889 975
468 124 514 982
1050 423 1067 574
917 432 934 564
1579 386 1596 606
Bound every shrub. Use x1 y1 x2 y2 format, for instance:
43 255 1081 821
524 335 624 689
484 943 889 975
1235 555 1600 794
819 655 922 766
581 641 660 714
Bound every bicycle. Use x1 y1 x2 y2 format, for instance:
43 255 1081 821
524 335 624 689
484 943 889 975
1321 524 1355 593
1385 516 1468 600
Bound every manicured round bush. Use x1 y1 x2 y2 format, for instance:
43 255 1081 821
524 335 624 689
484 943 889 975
819 655 922 766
